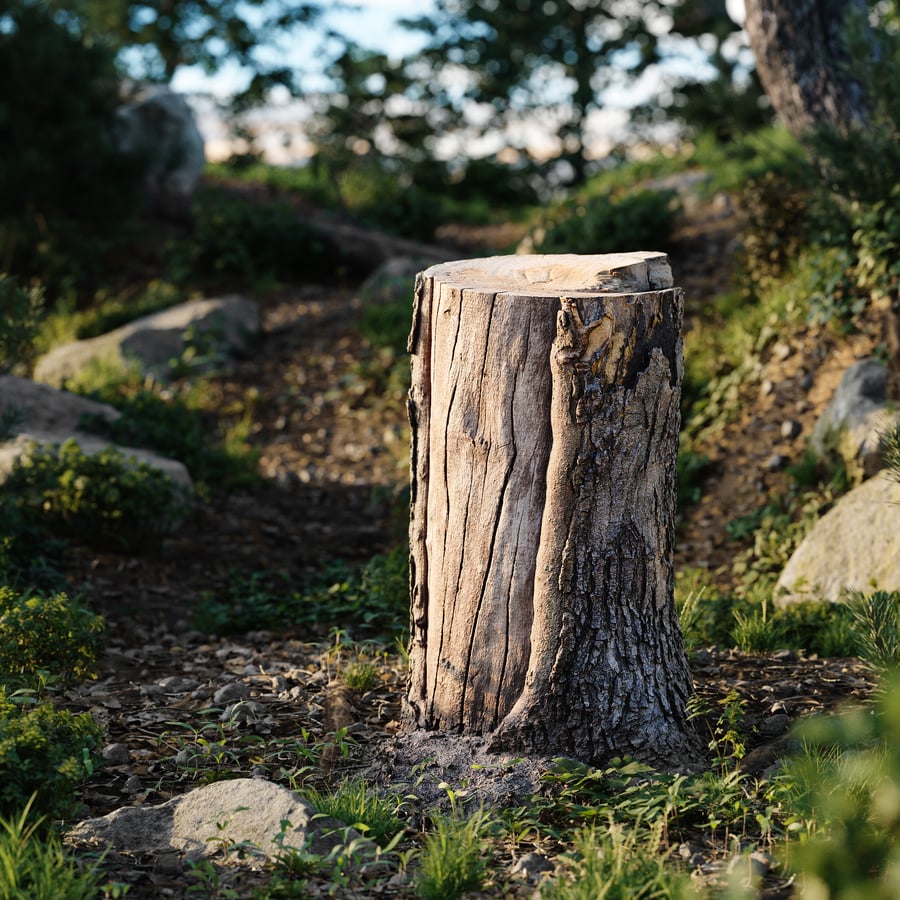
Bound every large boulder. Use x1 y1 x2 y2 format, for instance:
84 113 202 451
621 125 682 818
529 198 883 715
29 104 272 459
0 375 191 491
775 471 900 604
810 359 900 483
66 778 361 863
33 296 261 388
116 85 205 220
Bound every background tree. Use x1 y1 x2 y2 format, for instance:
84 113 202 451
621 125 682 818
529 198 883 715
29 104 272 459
403 0 663 186
645 0 770 141
45 0 323 107
742 0 872 137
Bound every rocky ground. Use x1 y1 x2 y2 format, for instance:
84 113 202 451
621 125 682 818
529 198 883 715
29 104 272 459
56 195 886 896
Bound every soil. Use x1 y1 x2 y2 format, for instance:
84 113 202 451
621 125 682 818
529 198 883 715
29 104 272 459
55 194 889 896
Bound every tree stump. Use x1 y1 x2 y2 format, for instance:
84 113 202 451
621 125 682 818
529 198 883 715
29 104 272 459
405 252 701 768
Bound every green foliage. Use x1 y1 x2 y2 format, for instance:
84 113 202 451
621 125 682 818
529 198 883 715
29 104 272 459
0 689 102 820
676 446 711 513
166 188 341 289
0 796 101 899
192 545 409 637
534 189 680 255
3 439 191 552
0 275 43 375
770 674 900 898
416 808 492 900
851 184 900 305
846 590 900 676
80 384 260 491
883 421 900 482
303 777 405 848
541 821 695 900
0 588 103 688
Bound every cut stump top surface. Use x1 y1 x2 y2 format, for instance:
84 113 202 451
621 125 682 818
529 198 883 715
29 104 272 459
423 251 674 295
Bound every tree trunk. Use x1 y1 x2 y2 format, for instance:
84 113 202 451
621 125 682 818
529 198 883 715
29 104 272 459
405 252 702 769
743 0 870 136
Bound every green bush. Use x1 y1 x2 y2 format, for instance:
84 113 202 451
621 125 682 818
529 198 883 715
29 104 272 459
534 188 680 255
80 388 259 490
0 690 102 820
166 188 341 288
0 588 103 688
3 439 191 552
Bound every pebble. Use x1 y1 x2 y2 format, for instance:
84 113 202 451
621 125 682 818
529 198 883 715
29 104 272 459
220 700 266 723
213 682 250 705
509 852 554 883
780 419 802 440
759 380 775 398
760 713 791 738
101 743 131 765
764 453 789 470
124 775 143 794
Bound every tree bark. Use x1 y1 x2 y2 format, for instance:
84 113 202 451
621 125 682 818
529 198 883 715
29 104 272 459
743 0 870 136
405 252 702 769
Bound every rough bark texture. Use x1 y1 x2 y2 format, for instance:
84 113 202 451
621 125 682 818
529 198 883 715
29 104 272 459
743 0 870 136
405 253 702 768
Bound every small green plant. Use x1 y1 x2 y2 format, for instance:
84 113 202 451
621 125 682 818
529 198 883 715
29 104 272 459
416 807 493 900
3 439 191 552
732 598 780 654
0 796 101 899
846 590 900 676
541 820 695 900
342 661 380 693
0 587 103 687
0 689 102 819
193 546 409 637
303 777 405 848
770 672 900 898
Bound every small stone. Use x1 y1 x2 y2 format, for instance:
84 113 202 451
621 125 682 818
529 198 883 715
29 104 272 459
213 682 250 705
764 453 789 471
760 714 791 738
780 420 802 440
799 372 814 390
772 341 792 361
759 380 775 397
102 743 131 765
509 852 554 883
220 700 266 723
124 775 143 794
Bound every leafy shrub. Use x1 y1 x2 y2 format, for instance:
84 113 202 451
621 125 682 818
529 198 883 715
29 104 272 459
80 387 259 490
0 690 102 820
534 188 680 255
0 588 103 688
166 188 340 288
4 439 191 552
0 275 43 375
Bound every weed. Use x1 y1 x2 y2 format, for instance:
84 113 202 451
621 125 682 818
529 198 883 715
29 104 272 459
846 590 900 676
303 777 405 848
732 599 781 654
541 819 695 899
342 661 380 693
0 274 43 375
0 796 101 899
416 807 493 900
193 546 409 638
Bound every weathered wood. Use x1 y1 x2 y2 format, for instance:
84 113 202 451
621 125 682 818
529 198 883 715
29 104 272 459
405 252 701 768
